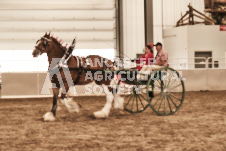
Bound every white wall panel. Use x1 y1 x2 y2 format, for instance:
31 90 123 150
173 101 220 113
164 25 226 69
0 0 115 9
0 41 115 50
0 10 115 20
0 0 116 50
0 21 115 29
0 31 115 41
123 0 145 59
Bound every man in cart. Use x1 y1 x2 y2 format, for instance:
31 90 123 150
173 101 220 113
137 42 168 80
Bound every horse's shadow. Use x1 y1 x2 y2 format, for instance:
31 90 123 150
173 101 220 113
36 109 133 122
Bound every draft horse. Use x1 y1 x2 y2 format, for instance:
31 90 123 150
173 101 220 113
32 32 124 121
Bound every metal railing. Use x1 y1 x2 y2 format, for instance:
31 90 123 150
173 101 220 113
168 57 226 69
0 57 226 73
168 57 206 69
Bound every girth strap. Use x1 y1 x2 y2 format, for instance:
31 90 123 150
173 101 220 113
73 56 83 85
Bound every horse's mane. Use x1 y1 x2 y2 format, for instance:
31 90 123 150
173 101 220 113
44 33 68 51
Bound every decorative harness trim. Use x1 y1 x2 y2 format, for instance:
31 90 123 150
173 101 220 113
73 56 83 85
75 56 80 68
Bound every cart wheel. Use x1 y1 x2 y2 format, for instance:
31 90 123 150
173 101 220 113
117 80 150 113
147 67 185 115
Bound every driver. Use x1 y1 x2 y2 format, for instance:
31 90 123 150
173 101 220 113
138 42 168 80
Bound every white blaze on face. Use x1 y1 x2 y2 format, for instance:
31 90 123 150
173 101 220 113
33 40 42 57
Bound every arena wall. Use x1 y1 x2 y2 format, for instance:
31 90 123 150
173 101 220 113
1 69 226 97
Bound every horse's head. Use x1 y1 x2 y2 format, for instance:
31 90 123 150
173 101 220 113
32 32 51 57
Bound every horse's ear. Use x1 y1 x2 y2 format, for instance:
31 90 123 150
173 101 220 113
71 38 76 45
45 32 47 35
48 31 51 36
72 37 76 44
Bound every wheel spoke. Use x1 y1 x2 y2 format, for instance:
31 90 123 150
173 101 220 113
131 96 135 111
167 95 172 113
161 80 164 90
156 80 161 88
153 80 161 89
158 95 164 112
163 78 168 89
137 95 145 109
168 75 182 90
124 94 134 108
139 93 146 100
162 71 169 87
168 79 177 89
153 94 163 107
169 93 182 101
136 95 139 112
124 93 132 98
168 95 178 108
147 68 184 115
154 85 161 89
165 71 174 89
168 83 182 91
164 96 166 114
162 72 169 89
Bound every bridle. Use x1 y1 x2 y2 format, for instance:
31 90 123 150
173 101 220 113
35 37 51 54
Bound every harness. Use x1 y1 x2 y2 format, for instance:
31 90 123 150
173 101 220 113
66 56 111 84
72 56 83 85
36 36 111 85
50 55 84 85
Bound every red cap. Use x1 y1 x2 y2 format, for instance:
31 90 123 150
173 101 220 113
147 42 153 49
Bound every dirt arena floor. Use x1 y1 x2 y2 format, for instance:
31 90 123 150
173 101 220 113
0 91 225 151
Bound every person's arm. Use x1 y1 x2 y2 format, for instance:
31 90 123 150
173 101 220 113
154 53 168 66
161 53 168 62
136 54 145 64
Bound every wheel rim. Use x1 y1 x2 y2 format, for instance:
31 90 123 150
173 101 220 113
147 68 185 115
117 81 150 113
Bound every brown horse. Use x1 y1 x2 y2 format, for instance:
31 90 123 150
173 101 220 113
32 32 124 121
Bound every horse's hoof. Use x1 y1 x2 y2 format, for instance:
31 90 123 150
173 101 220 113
94 111 108 119
43 112 55 122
